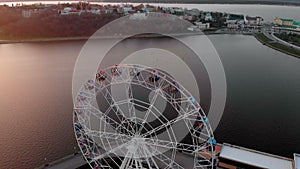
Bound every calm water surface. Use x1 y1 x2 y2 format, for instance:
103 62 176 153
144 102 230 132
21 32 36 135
0 41 82 169
209 35 300 157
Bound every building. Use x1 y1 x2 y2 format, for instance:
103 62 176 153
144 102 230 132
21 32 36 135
204 12 214 22
183 15 197 21
122 5 133 15
129 12 147 20
185 8 200 17
187 25 200 32
226 17 244 29
22 9 33 18
245 16 263 28
144 5 156 12
172 7 184 15
60 7 81 15
293 21 300 29
194 21 210 30
274 17 294 26
227 23 239 29
273 18 300 33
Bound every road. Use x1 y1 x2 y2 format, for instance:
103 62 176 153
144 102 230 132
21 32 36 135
262 25 300 50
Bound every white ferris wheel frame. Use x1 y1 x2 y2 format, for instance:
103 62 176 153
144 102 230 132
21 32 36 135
73 64 216 169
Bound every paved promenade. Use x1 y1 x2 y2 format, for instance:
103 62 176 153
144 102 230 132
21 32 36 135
36 153 86 169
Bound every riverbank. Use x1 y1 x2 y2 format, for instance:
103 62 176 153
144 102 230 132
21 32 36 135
254 33 300 58
0 32 205 44
0 36 90 44
0 30 254 44
2 33 300 59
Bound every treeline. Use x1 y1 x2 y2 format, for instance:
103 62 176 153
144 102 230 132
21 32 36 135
0 9 119 39
0 6 22 27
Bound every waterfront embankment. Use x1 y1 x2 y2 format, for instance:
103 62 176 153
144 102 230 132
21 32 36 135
0 36 90 44
0 29 253 44
255 33 300 58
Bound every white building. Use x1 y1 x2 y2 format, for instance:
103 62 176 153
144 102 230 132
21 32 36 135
122 6 132 15
90 7 100 15
60 7 81 15
245 16 263 28
226 18 245 29
22 10 33 18
194 21 210 30
129 13 148 20
187 25 200 32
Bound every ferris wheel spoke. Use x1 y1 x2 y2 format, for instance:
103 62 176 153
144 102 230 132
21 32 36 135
145 138 206 154
120 150 136 169
92 140 131 162
130 98 171 128
137 88 163 135
136 69 149 88
141 146 160 169
85 130 132 142
100 85 137 134
153 149 185 169
87 105 135 136
140 109 199 138
125 80 138 126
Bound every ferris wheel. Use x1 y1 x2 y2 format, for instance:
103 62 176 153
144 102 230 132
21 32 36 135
73 64 216 169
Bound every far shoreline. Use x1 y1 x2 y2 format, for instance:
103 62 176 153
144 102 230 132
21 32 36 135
0 31 245 44
0 36 90 44
1 1 300 7
84 0 300 7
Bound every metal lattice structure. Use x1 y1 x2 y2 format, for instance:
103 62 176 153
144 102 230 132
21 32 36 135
73 64 216 169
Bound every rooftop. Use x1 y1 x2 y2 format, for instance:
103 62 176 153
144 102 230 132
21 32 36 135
293 21 300 26
278 18 294 22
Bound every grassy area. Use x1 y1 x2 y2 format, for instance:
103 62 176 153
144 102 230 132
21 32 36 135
274 33 300 47
255 33 271 42
255 33 300 58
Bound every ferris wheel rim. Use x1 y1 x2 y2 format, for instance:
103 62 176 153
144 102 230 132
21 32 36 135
73 64 216 169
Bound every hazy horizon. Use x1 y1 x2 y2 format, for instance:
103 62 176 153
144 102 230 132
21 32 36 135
0 0 300 4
